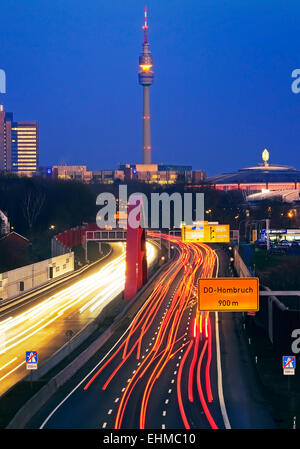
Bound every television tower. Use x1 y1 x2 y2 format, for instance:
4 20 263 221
139 6 154 165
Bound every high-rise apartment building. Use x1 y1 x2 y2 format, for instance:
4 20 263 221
0 105 38 173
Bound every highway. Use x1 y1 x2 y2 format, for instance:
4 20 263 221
0 242 157 397
27 235 275 429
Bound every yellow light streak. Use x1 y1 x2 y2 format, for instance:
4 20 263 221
0 242 157 385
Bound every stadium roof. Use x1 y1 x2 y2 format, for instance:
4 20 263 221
208 163 300 185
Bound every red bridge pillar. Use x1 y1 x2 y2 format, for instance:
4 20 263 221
124 203 148 300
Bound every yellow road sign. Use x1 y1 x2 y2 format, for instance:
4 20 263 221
204 224 230 243
198 277 259 312
182 224 230 243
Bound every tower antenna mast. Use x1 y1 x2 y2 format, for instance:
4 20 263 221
142 6 148 43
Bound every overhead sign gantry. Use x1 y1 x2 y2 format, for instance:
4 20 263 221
182 221 230 243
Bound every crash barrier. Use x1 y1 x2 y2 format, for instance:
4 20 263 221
234 245 300 354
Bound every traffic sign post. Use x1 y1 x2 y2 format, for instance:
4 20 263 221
26 351 38 370
283 356 296 376
282 356 297 421
26 351 38 390
198 277 259 312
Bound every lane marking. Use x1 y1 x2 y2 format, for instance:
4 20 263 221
39 307 148 428
215 312 231 429
214 250 231 429
38 245 193 428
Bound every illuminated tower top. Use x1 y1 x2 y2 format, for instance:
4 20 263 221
262 148 270 166
139 6 154 86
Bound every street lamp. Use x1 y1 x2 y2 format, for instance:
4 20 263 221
287 209 296 219
205 209 212 220
238 219 248 243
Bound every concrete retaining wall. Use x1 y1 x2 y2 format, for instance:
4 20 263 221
0 253 74 301
233 246 252 277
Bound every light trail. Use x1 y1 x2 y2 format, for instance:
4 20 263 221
0 242 157 393
82 233 220 429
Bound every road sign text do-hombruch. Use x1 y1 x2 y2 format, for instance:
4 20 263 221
198 278 259 312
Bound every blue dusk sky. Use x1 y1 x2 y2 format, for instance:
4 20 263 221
0 0 300 175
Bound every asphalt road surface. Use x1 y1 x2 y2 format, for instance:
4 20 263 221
28 237 275 429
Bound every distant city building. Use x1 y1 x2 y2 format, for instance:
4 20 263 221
0 105 39 174
37 166 53 177
118 163 205 184
92 170 125 184
259 228 300 243
34 163 206 185
192 170 207 184
208 150 300 198
246 189 300 203
52 165 93 183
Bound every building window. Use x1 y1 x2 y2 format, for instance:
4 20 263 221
20 281 25 292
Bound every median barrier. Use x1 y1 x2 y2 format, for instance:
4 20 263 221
234 246 300 354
